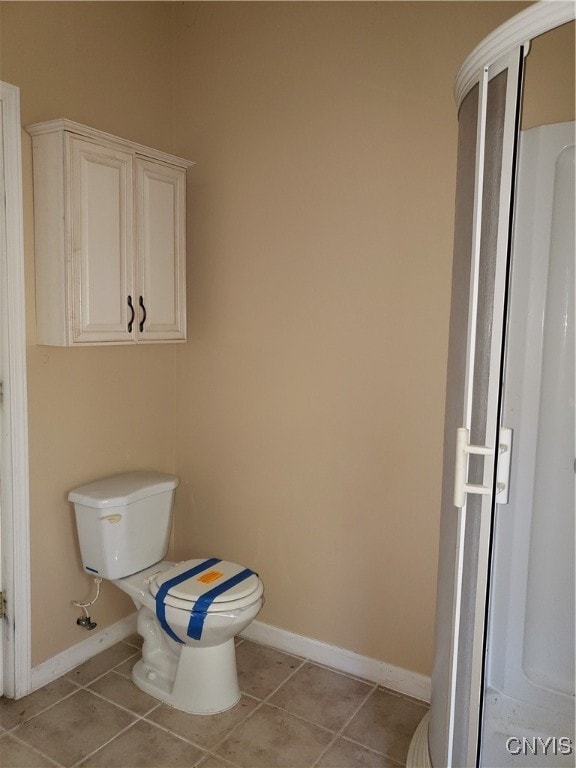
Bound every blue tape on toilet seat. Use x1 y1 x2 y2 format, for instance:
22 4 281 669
155 558 221 644
187 568 256 641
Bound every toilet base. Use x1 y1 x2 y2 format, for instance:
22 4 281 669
132 638 241 715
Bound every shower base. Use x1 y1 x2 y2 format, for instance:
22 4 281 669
480 687 575 768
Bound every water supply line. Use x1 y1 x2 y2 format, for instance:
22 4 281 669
73 577 102 630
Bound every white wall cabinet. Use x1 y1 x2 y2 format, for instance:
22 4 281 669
26 119 193 345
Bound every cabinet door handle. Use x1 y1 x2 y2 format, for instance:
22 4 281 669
127 295 135 333
139 296 147 332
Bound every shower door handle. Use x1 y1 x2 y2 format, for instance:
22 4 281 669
453 427 513 508
453 428 494 508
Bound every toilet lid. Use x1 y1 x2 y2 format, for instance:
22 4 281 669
150 558 262 612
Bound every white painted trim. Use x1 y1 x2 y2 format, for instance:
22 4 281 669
30 613 137 693
455 1 575 107
0 81 31 699
241 620 431 703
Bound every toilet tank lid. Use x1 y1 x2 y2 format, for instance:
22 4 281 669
68 471 179 509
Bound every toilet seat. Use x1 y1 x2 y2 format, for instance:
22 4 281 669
154 586 264 613
150 558 264 645
151 558 262 611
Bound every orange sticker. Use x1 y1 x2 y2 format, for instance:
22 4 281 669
197 570 224 584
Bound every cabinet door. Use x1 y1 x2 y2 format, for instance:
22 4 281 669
68 136 135 343
134 158 186 342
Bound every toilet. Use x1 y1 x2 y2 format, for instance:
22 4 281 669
68 470 264 715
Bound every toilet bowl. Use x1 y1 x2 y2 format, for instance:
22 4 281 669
68 471 264 715
115 558 264 713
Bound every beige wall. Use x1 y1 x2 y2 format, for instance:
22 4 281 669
0 2 178 666
171 1 529 675
3 1 569 677
522 21 575 128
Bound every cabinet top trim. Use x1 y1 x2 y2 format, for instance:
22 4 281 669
25 118 195 170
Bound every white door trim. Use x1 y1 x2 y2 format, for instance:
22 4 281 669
0 80 32 699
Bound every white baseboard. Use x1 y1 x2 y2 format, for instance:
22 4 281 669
241 620 431 703
30 613 137 693
29 614 430 704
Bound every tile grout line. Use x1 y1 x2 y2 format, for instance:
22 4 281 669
7 639 422 768
64 648 141 688
208 651 411 768
62 642 296 764
138 707 226 752
1 729 66 768
309 680 379 768
197 747 242 768
71 647 228 767
261 655 308 702
301 656 382 687
0 683 83 736
4 650 152 768
1 652 141 765
329 683 414 768
69 718 147 768
207 655 391 768
82 684 162 721
78 684 371 768
203 655 309 759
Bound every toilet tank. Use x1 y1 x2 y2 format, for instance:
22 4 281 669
68 471 179 580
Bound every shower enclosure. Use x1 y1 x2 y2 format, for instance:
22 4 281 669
480 118 574 768
408 4 575 767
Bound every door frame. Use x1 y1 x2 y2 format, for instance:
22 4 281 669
0 80 31 699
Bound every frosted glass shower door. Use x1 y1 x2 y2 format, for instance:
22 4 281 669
428 49 524 768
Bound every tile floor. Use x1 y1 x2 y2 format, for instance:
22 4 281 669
0 636 428 768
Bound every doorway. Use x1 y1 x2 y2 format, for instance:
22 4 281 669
0 80 31 699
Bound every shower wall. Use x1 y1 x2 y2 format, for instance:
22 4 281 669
481 120 575 768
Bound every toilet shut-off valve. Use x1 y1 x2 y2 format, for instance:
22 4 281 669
73 577 102 630
76 615 97 630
